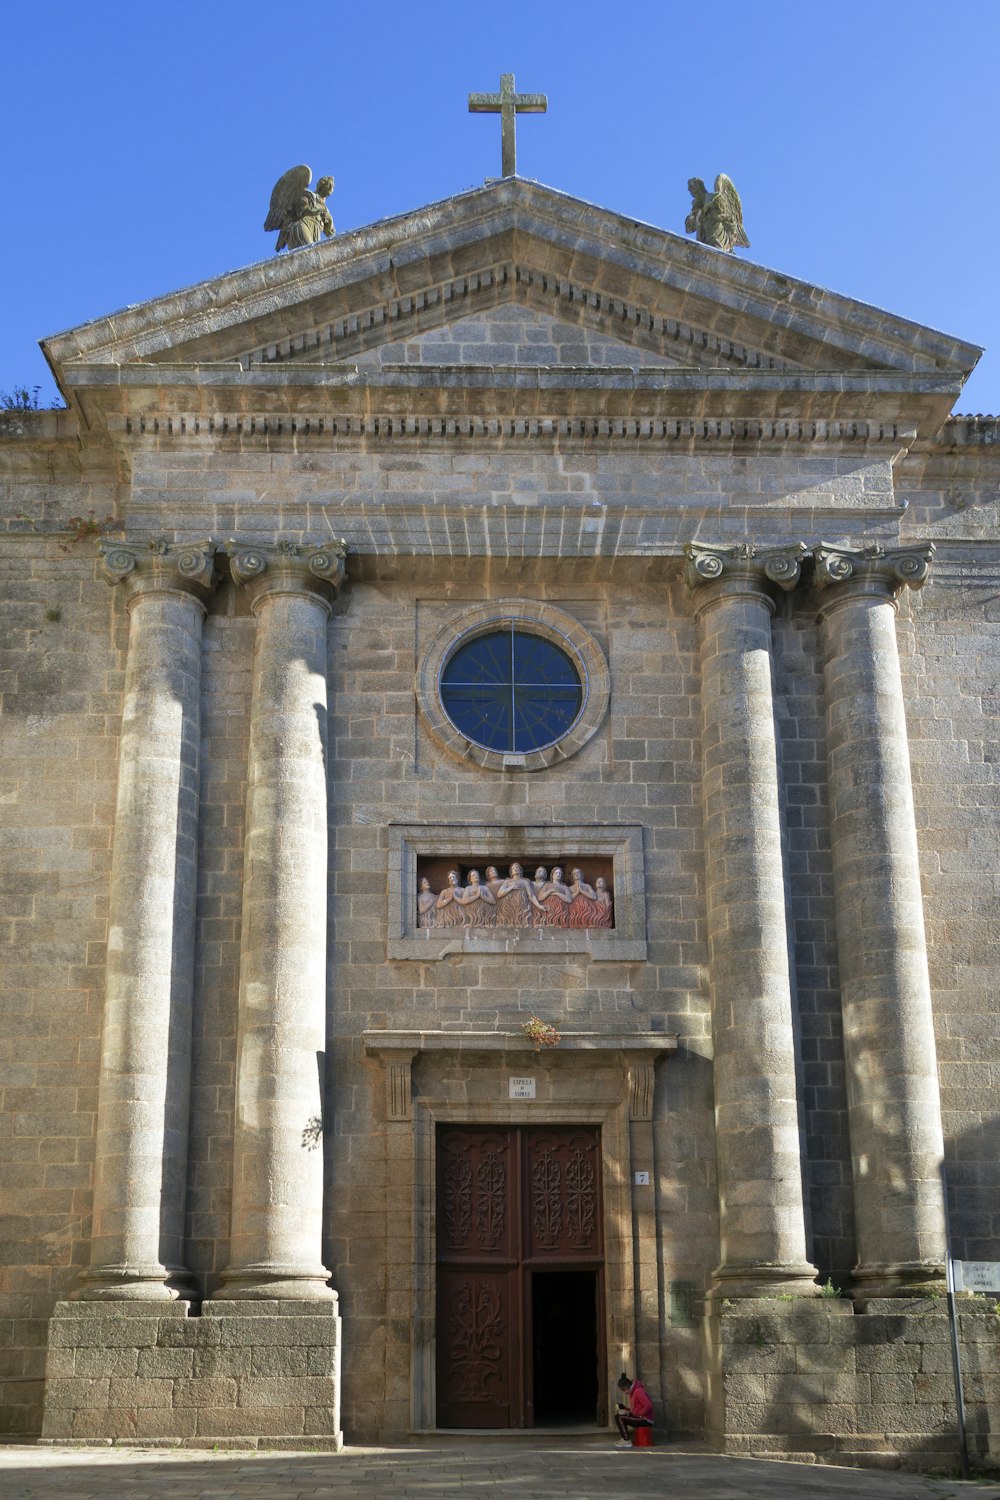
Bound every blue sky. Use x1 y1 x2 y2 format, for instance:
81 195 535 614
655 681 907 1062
4 0 998 411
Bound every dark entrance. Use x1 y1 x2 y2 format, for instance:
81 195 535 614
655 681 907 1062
435 1125 606 1429
531 1270 600 1423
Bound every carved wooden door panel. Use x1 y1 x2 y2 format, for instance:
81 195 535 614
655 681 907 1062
524 1128 602 1260
436 1129 518 1427
436 1125 604 1429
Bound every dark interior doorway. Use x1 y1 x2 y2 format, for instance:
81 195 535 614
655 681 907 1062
531 1270 599 1424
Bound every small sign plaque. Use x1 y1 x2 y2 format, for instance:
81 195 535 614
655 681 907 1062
634 1171 650 1186
509 1076 536 1100
956 1260 1000 1293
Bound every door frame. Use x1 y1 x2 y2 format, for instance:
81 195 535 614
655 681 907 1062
361 1031 673 1435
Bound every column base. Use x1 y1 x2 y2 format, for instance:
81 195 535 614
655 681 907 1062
709 1261 821 1300
72 1263 194 1301
850 1260 947 1301
213 1264 337 1301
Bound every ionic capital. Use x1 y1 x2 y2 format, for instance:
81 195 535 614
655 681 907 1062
813 542 934 609
684 541 807 615
98 538 218 609
223 537 347 614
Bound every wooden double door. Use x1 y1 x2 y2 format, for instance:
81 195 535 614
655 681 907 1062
435 1124 606 1429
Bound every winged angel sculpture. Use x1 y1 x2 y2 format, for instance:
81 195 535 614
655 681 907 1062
264 165 335 252
685 174 749 253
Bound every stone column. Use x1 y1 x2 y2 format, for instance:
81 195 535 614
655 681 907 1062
216 540 346 1300
78 540 217 1298
814 542 947 1296
686 543 818 1298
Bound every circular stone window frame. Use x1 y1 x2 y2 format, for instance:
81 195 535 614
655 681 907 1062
418 600 611 772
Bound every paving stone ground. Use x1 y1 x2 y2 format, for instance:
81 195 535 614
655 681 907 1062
0 1442 998 1500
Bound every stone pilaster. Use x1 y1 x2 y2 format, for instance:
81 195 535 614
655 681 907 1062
686 543 819 1298
814 542 947 1296
78 539 217 1298
215 540 346 1300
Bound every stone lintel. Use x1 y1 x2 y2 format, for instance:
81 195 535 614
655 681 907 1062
363 1029 676 1057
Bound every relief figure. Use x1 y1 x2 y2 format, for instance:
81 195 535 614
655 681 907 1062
457 869 497 926
436 869 466 928
494 862 545 926
417 875 438 929
536 866 573 927
566 867 598 928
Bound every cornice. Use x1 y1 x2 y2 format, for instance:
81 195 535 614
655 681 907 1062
62 362 959 440
118 411 918 448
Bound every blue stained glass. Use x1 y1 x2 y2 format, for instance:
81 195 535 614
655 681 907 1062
440 628 583 753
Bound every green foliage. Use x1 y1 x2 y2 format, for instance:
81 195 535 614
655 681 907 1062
819 1278 842 1298
0 385 41 411
0 384 66 411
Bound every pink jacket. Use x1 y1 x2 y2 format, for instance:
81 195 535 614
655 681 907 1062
627 1379 654 1422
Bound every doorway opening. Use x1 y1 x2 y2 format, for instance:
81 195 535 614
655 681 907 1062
531 1270 600 1424
435 1124 606 1429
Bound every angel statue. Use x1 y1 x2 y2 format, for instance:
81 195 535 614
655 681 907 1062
264 165 335 252
685 174 749 253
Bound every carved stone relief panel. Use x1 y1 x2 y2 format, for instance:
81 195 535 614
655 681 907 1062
416 857 614 932
389 823 646 961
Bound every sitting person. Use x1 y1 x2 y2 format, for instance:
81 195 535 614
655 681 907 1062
614 1370 653 1446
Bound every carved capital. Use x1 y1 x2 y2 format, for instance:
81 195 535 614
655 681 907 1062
224 537 347 611
813 542 934 603
684 541 807 605
98 539 218 607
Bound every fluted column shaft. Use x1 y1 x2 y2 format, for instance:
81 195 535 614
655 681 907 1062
217 541 345 1300
687 544 818 1298
79 541 216 1298
815 544 946 1295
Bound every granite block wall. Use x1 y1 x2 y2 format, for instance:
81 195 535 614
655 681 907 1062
1 408 998 1448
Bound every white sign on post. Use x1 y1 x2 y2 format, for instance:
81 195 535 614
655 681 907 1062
956 1261 1000 1293
509 1076 536 1100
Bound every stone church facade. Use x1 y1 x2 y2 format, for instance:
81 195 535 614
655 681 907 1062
1 179 998 1465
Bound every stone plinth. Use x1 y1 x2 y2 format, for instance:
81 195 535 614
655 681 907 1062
41 1299 342 1448
704 1296 1000 1472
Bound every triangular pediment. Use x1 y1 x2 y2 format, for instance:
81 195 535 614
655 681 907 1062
42 179 979 436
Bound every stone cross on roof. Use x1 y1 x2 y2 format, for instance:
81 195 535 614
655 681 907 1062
468 72 547 178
